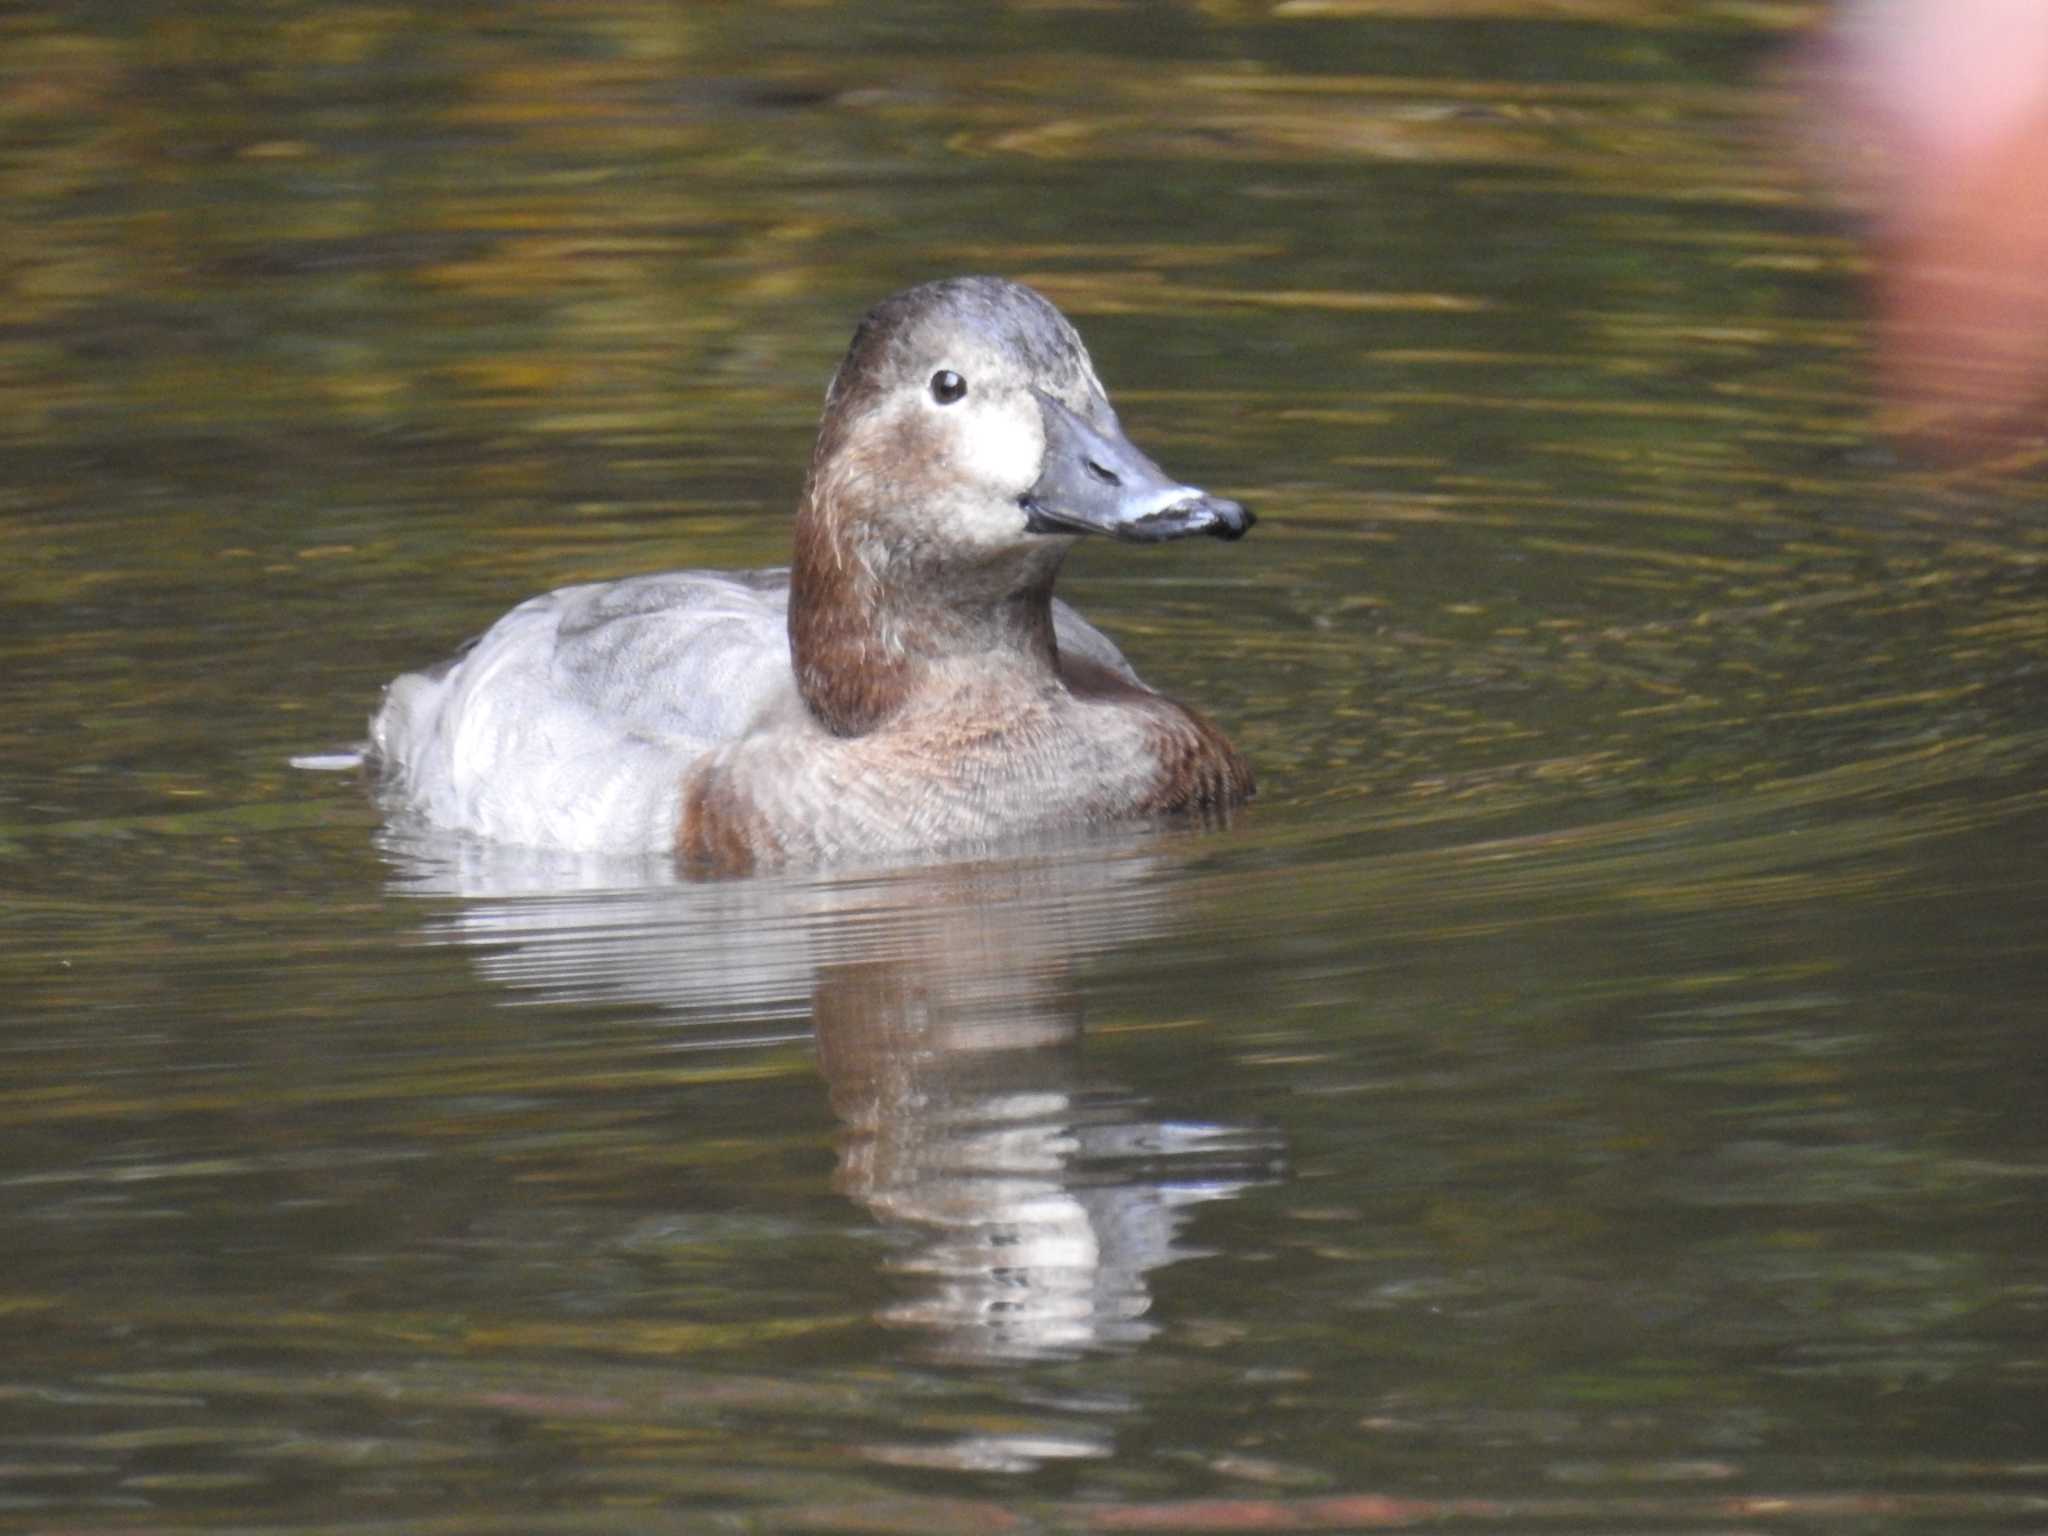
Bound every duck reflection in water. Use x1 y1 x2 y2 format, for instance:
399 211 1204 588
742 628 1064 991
381 830 1283 1362
813 934 1281 1360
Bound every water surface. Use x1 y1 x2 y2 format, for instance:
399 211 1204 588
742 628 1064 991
4 2 2047 1530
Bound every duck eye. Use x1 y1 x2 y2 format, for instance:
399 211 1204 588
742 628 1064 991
929 369 967 405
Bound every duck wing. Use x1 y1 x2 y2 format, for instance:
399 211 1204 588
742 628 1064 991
544 569 803 744
370 568 1143 853
370 571 802 852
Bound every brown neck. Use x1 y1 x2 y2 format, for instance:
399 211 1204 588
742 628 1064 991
788 495 1065 738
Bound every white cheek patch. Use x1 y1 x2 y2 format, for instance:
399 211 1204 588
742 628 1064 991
918 391 1045 547
954 393 1044 495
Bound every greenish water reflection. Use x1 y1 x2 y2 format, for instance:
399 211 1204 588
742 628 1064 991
4 0 2047 1530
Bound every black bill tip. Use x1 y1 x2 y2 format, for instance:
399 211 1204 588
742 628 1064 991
1124 494 1255 543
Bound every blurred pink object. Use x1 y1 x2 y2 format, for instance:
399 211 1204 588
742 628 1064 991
1806 0 2048 448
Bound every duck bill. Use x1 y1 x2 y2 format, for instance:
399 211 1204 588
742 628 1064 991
1020 390 1254 543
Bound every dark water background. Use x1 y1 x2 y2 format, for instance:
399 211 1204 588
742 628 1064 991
4 2 2046 1530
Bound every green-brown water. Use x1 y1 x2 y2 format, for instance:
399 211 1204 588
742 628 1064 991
4 3 2047 1530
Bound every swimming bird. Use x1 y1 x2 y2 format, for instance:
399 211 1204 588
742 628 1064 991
370 276 1255 871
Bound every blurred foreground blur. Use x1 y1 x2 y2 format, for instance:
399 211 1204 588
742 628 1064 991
1803 0 2048 453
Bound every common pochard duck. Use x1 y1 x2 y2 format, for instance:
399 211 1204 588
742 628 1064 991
370 276 1255 870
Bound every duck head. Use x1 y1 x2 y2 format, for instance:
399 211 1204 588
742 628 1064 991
790 276 1253 734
